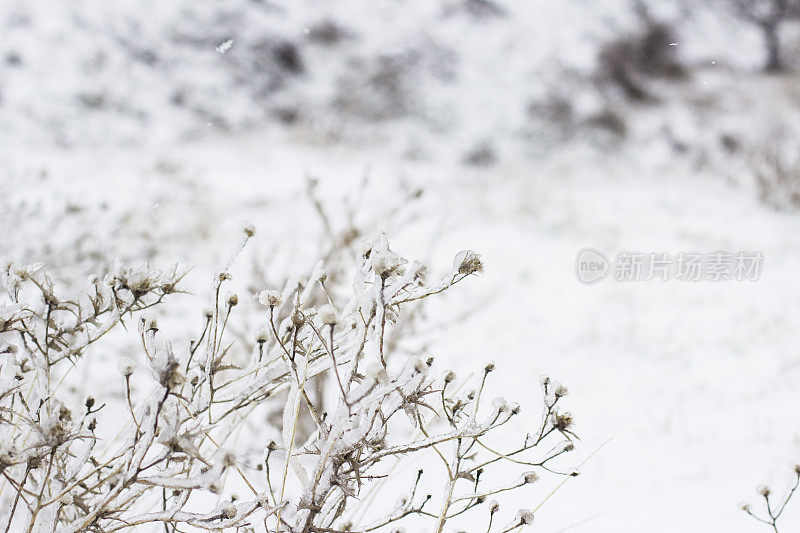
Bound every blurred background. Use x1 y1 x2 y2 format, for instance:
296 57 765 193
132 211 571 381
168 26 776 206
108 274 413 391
2 0 800 531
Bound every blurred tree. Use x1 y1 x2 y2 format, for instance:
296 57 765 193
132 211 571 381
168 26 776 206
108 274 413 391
597 1 686 102
731 0 800 72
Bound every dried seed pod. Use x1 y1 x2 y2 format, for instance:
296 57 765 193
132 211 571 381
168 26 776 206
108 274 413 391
517 509 535 525
258 290 283 308
291 310 305 327
319 304 338 326
118 358 136 377
453 250 483 275
221 503 237 519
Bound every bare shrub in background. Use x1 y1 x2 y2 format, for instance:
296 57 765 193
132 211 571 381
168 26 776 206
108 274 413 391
0 227 579 532
748 130 800 210
741 464 800 532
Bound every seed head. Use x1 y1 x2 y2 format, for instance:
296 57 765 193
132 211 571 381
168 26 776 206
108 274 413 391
484 361 495 373
412 357 429 374
0 445 16 467
319 304 338 326
227 293 239 307
242 222 256 238
40 411 70 448
453 250 483 275
187 367 201 387
118 358 136 377
156 352 185 390
257 493 271 508
161 282 176 294
291 310 306 327
522 471 539 484
27 455 42 470
258 290 282 308
491 397 508 413
757 485 770 497
142 314 158 333
443 371 456 384
553 410 574 431
410 260 428 283
9 264 28 280
371 250 404 278
221 503 237 519
517 509 534 525
58 402 72 422
489 500 499 513
221 450 237 467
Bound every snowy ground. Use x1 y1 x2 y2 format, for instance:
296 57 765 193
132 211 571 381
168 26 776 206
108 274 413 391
4 1 800 529
4 132 799 532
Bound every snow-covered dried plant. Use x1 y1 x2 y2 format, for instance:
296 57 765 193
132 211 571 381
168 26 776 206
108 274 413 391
750 131 800 211
0 259 187 532
0 228 579 532
741 464 800 532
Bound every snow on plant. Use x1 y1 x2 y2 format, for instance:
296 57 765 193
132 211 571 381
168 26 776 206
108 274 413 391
741 464 800 532
0 227 579 532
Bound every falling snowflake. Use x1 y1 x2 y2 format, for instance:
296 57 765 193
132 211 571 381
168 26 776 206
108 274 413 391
215 40 233 54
